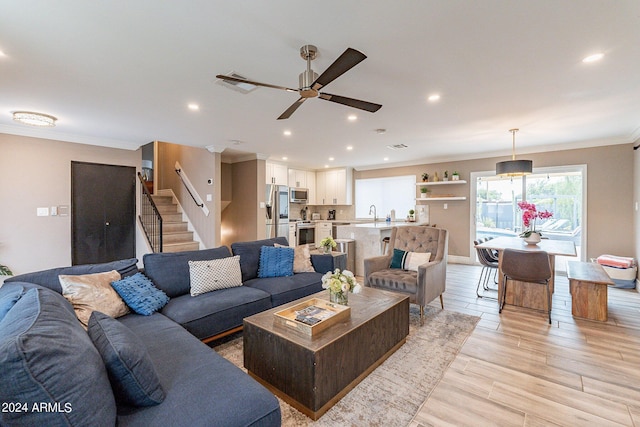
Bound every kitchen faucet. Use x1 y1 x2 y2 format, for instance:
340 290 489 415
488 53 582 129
369 204 377 221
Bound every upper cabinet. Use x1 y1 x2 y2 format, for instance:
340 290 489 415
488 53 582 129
316 168 352 205
288 168 317 204
266 162 288 185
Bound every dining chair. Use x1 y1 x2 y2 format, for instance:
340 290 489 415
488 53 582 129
474 239 498 299
499 248 553 324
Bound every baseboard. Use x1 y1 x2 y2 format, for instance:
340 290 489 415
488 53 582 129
448 255 474 265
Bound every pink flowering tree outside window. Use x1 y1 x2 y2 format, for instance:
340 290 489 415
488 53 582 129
517 201 553 238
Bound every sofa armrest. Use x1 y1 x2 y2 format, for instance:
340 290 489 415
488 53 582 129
364 255 392 286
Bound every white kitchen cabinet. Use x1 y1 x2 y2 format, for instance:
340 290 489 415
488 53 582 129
315 221 332 243
288 168 317 204
316 168 352 205
266 162 288 185
306 171 316 205
288 222 297 246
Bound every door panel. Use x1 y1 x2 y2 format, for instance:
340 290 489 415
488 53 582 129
72 162 135 265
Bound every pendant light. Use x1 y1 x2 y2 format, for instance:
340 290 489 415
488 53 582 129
496 128 532 176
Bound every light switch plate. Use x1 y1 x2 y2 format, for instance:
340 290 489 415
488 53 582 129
37 207 49 216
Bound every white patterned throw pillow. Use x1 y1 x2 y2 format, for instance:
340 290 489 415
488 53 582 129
188 256 243 296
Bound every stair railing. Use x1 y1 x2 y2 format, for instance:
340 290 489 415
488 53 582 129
174 161 210 217
138 172 163 252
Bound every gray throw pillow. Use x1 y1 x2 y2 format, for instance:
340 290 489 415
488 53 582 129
87 311 165 407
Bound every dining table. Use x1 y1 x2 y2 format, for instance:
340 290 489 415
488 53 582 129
475 236 577 311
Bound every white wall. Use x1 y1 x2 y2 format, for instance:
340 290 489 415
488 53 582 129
0 133 140 274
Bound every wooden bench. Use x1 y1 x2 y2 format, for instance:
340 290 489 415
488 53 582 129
567 261 614 321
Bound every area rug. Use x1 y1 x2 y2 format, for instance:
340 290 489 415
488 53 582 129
213 305 479 426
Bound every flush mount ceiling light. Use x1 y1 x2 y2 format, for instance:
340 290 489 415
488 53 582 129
496 128 532 176
12 111 57 127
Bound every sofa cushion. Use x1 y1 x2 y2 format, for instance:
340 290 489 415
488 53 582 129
188 256 243 296
0 284 25 321
258 246 294 278
111 272 170 316
143 246 232 298
159 286 272 340
276 243 315 273
59 270 129 327
0 285 116 427
4 258 139 294
116 313 281 426
244 271 323 307
231 237 288 282
88 311 165 407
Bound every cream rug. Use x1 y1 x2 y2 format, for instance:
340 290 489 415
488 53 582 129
214 305 479 426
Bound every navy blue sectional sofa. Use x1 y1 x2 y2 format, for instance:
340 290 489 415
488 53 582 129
1 237 330 426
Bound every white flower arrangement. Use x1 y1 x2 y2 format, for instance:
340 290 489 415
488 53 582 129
321 268 361 294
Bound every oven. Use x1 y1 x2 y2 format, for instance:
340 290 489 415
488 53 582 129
297 221 316 246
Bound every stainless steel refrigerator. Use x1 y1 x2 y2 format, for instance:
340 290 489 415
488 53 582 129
265 184 289 239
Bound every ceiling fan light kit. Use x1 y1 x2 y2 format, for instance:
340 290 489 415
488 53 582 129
216 44 382 120
496 128 533 176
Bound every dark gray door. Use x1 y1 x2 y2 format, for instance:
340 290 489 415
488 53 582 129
71 161 136 265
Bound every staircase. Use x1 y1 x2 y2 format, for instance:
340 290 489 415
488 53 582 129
151 195 200 252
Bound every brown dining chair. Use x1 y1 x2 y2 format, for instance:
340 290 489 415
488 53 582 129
499 248 553 324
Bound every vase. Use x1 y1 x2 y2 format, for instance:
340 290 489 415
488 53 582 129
523 232 541 245
329 289 348 305
323 246 332 254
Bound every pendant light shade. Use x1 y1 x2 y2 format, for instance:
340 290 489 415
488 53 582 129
496 128 532 176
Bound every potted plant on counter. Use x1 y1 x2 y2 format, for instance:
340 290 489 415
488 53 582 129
319 236 337 254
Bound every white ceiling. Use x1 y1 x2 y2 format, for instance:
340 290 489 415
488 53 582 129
1 1 639 170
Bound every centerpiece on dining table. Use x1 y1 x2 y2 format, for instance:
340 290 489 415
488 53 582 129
518 201 553 245
321 268 361 305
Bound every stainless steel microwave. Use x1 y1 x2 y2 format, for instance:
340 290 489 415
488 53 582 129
290 187 309 203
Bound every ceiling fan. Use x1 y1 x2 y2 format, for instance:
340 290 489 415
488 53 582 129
216 45 382 120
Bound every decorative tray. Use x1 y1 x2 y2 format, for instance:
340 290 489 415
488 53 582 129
273 298 350 337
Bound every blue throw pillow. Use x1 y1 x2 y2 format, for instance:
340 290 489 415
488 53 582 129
111 272 169 315
87 311 165 407
0 288 117 426
390 248 408 269
257 246 295 278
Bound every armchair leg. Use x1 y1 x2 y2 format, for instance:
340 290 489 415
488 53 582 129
419 305 424 326
439 294 444 309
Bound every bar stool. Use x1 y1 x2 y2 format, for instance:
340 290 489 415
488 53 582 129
381 236 390 254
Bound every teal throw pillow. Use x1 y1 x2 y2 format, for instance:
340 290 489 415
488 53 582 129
390 248 408 269
87 311 165 407
258 246 295 278
111 272 169 315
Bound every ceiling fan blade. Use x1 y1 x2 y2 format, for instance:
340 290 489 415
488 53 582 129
318 93 382 113
216 74 298 92
277 97 307 120
311 48 366 91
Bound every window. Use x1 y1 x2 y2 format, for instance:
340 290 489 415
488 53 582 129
355 175 416 219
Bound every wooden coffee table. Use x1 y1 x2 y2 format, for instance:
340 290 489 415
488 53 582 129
243 287 409 420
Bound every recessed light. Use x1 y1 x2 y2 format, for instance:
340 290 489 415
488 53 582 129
383 157 389 161
328 157 335 161
428 94 441 102
283 130 292 136
188 103 199 111
582 53 604 63
347 114 357 121
346 145 353 151
324 165 329 168
0 50 6 58
282 156 288 161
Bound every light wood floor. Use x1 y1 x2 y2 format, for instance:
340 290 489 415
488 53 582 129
410 263 640 427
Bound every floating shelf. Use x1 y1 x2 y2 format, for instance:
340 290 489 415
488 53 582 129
415 196 467 201
416 180 467 186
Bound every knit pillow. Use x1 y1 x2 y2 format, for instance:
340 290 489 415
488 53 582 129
258 246 295 278
188 256 243 296
275 243 315 273
110 272 169 316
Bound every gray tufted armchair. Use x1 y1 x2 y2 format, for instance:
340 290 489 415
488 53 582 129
364 226 448 323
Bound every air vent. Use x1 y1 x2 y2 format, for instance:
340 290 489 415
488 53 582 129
217 72 258 94
386 144 409 150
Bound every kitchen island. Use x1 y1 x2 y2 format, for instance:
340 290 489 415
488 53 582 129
335 221 427 276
